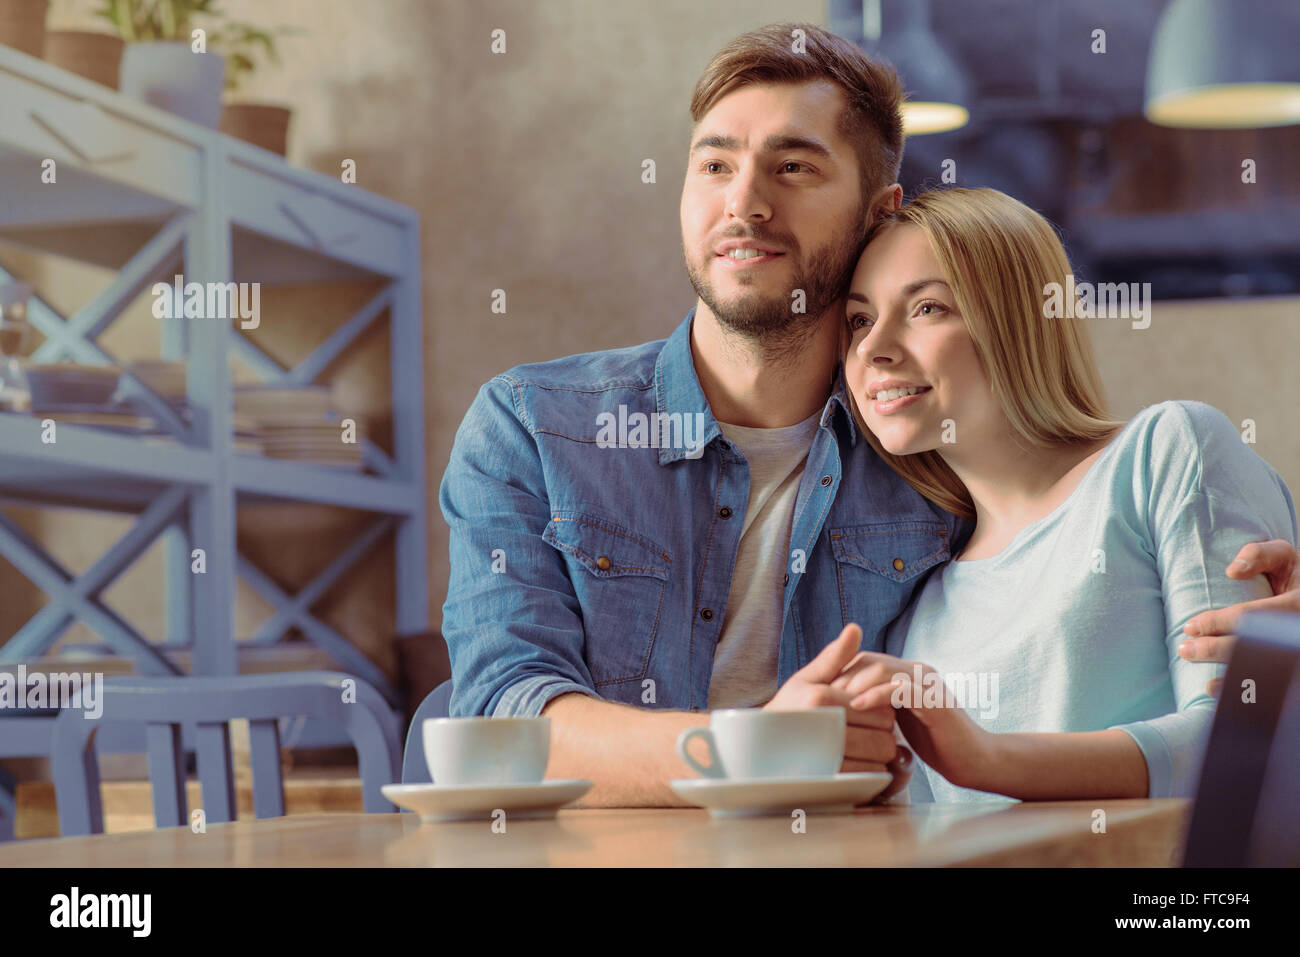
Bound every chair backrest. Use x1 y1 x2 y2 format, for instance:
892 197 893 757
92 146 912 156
401 678 453 785
0 766 15 842
50 671 402 837
1184 611 1300 866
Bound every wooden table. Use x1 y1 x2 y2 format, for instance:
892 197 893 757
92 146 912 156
0 799 1188 866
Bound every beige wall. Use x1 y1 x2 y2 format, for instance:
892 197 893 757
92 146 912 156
1090 295 1300 503
7 1 1294 669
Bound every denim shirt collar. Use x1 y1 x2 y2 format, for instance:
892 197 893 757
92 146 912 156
654 306 858 466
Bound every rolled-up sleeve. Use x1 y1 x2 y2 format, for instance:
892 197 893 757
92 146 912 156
439 376 601 717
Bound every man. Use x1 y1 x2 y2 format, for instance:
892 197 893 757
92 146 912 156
439 22 1299 807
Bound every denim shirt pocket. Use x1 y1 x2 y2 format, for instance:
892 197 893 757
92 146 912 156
828 520 951 627
543 510 672 687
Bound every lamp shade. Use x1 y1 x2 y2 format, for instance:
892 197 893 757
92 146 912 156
856 0 970 135
1145 0 1300 128
876 27 970 135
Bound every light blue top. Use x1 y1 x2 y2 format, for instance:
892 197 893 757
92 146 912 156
885 400 1298 803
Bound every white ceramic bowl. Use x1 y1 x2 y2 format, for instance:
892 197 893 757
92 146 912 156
25 363 120 408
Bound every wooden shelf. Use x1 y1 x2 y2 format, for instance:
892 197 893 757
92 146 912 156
0 45 429 732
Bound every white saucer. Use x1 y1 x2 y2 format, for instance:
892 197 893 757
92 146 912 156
382 779 593 823
669 772 891 817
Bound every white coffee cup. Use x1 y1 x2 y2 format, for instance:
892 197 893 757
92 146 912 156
675 707 845 780
423 716 550 787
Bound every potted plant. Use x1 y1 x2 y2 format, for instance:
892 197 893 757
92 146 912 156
0 0 48 57
95 0 241 128
43 28 125 89
214 21 296 156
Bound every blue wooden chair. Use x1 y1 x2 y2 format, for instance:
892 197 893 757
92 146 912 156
400 678 453 785
50 671 402 837
0 766 16 842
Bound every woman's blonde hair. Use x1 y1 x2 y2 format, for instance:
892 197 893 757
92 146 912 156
846 187 1124 519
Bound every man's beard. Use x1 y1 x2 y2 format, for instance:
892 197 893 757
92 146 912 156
685 209 870 355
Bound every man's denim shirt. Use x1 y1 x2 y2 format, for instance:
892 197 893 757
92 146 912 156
439 308 973 717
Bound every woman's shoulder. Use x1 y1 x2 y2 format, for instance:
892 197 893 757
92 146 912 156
1113 400 1242 477
1122 399 1238 445
1113 400 1290 514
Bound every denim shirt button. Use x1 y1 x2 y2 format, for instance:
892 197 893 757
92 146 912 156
700 608 714 621
820 475 832 487
783 572 789 585
719 507 733 519
595 555 611 571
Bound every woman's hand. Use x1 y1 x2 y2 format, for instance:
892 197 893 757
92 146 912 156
832 651 994 791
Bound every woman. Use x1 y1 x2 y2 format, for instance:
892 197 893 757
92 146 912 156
832 187 1297 802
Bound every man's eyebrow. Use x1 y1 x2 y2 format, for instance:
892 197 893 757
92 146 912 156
847 279 951 306
690 132 834 160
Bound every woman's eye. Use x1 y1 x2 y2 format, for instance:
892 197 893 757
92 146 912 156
702 162 723 174
916 299 947 317
847 314 873 332
782 162 808 173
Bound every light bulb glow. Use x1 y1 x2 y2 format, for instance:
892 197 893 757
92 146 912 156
902 102 969 135
1146 82 1300 129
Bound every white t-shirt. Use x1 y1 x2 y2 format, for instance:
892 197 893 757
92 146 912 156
707 409 822 709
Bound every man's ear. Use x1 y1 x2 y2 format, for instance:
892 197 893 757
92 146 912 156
872 183 902 216
863 183 903 231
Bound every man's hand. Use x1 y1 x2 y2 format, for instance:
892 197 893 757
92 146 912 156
1180 539 1300 696
765 623 908 799
838 651 991 792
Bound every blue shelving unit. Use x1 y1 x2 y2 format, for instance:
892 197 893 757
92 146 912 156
0 47 428 782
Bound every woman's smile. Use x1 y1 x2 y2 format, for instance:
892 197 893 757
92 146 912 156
872 388 930 415
867 379 933 415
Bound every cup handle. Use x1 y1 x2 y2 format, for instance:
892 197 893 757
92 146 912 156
676 726 724 778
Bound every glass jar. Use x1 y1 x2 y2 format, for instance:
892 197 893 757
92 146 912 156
0 282 33 412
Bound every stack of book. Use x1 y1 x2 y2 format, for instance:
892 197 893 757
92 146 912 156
26 360 367 469
26 363 151 431
233 385 365 469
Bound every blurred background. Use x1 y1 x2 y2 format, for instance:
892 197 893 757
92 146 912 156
0 0 1296 833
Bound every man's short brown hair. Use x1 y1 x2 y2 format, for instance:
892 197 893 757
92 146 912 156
689 21 905 207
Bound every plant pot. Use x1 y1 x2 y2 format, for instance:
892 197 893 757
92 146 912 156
43 30 124 89
0 0 48 57
221 102 292 156
119 41 225 128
